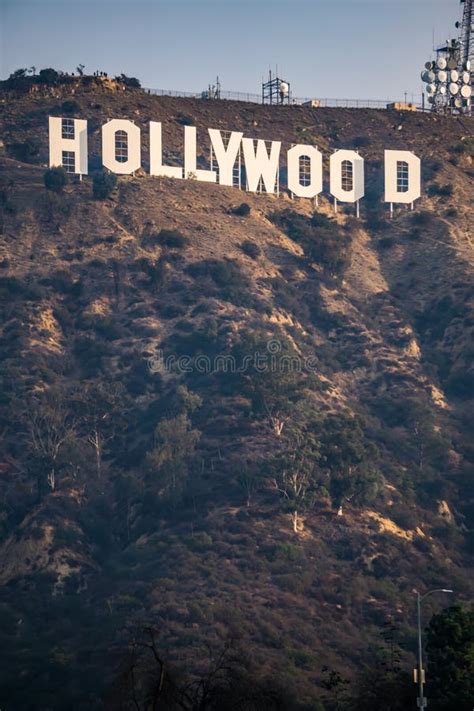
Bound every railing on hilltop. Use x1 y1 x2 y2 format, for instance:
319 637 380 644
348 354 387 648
144 87 424 110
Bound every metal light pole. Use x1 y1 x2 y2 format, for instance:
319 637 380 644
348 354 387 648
415 588 453 709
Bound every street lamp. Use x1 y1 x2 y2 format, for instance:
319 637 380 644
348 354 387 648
415 588 453 709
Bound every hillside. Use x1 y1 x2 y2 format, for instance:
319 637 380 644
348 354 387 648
0 79 473 710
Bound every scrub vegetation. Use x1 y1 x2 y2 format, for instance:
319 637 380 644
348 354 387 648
0 73 473 710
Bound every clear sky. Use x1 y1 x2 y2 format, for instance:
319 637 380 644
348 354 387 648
0 0 464 102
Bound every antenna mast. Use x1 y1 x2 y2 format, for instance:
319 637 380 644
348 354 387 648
459 0 473 67
262 68 291 105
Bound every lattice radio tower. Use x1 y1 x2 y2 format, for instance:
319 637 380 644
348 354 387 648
457 0 474 69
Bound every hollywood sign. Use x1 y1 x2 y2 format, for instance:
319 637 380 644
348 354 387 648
49 117 422 210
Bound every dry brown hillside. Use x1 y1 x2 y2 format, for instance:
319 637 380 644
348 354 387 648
0 79 473 710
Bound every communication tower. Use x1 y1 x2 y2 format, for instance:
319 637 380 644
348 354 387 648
201 76 221 100
420 0 472 114
457 0 474 68
262 70 291 105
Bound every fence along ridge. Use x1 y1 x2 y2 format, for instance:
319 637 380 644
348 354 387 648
143 87 424 110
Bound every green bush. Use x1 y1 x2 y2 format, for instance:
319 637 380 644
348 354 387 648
270 209 352 277
422 158 442 181
444 207 458 218
451 137 474 156
61 100 80 114
427 183 454 197
175 112 194 126
389 504 418 530
232 202 251 217
241 239 261 258
187 258 257 308
377 236 395 249
352 136 371 148
44 167 68 192
38 68 60 84
115 73 141 88
411 210 432 226
445 370 474 400
152 229 188 248
92 171 117 199
8 139 40 164
269 276 308 318
94 317 126 341
365 212 390 232
42 269 82 296
416 294 466 341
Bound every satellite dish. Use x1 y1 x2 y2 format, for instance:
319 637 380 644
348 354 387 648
425 61 435 70
422 70 435 82
437 70 448 83
447 57 457 70
426 83 436 95
439 85 447 95
460 84 472 98
437 57 447 70
449 82 459 95
462 71 471 84
450 69 459 82
280 82 289 95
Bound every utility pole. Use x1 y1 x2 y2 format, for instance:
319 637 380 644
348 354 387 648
416 593 425 708
415 589 453 710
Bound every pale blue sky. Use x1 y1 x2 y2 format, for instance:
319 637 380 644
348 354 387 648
0 0 463 101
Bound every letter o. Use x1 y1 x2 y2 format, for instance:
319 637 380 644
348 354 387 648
287 145 323 198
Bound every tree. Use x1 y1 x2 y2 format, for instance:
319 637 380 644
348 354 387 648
320 668 351 711
76 64 85 76
425 604 474 711
38 67 60 84
329 466 382 512
73 382 126 480
26 394 77 492
113 471 144 544
146 414 200 507
93 170 117 199
8 68 28 80
373 396 450 473
173 384 202 414
44 166 68 192
351 666 414 711
111 629 302 710
350 621 414 711
237 460 263 508
272 427 322 532
318 412 380 513
116 73 141 88
401 399 446 472
233 330 310 438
